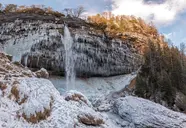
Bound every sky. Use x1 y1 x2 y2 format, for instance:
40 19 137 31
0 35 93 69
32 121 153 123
0 0 186 46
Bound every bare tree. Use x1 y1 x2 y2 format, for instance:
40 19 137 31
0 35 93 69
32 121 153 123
74 6 85 18
64 8 74 17
64 6 85 18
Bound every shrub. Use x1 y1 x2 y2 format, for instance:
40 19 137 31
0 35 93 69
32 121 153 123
22 97 53 123
22 108 51 123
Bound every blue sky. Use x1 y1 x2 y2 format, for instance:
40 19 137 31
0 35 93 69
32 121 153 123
0 0 186 46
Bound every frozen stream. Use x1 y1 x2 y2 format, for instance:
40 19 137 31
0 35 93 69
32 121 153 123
49 73 136 99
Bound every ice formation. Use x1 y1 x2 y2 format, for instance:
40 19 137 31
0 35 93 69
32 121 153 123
63 26 76 90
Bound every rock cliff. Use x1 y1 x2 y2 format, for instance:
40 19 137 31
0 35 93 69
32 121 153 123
0 13 145 76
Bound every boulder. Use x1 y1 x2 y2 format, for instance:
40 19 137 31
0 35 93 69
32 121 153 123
35 68 49 78
113 96 186 128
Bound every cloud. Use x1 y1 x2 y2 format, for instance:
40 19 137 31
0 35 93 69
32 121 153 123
163 32 173 39
111 0 186 25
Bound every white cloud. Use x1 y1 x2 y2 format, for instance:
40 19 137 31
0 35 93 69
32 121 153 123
163 32 174 39
111 0 186 25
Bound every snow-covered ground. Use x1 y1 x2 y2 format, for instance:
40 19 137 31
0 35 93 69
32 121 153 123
49 74 136 99
0 77 119 128
114 96 186 128
1 52 186 128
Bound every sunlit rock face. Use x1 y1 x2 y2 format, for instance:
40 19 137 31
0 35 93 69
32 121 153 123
0 14 143 77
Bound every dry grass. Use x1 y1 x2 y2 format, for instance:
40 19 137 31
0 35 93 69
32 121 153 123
11 86 19 100
10 85 28 105
128 77 136 90
65 93 88 105
22 96 53 123
0 83 7 91
22 108 51 123
0 83 7 96
78 114 104 126
18 96 28 105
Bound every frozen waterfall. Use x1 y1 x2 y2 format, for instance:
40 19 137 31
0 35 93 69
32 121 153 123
63 25 76 91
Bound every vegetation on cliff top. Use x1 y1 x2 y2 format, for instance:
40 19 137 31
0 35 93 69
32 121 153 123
0 3 64 17
87 14 164 41
0 3 85 19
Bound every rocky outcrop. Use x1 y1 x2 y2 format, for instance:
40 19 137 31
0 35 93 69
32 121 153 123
0 13 144 77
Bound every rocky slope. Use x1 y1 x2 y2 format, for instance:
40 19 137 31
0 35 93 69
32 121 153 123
0 52 186 128
114 96 186 128
0 13 145 76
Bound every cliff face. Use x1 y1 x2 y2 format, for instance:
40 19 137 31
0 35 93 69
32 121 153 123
0 13 145 76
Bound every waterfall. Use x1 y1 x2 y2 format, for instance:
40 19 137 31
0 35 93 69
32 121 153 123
63 26 75 91
24 54 28 67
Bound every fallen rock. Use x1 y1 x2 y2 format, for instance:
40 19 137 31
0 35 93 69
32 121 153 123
114 96 186 128
35 68 49 78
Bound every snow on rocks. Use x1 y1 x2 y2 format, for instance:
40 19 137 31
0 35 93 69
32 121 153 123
64 90 92 107
114 96 186 128
16 78 55 122
78 111 105 126
0 52 35 78
1 52 186 127
35 68 49 78
0 77 117 127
